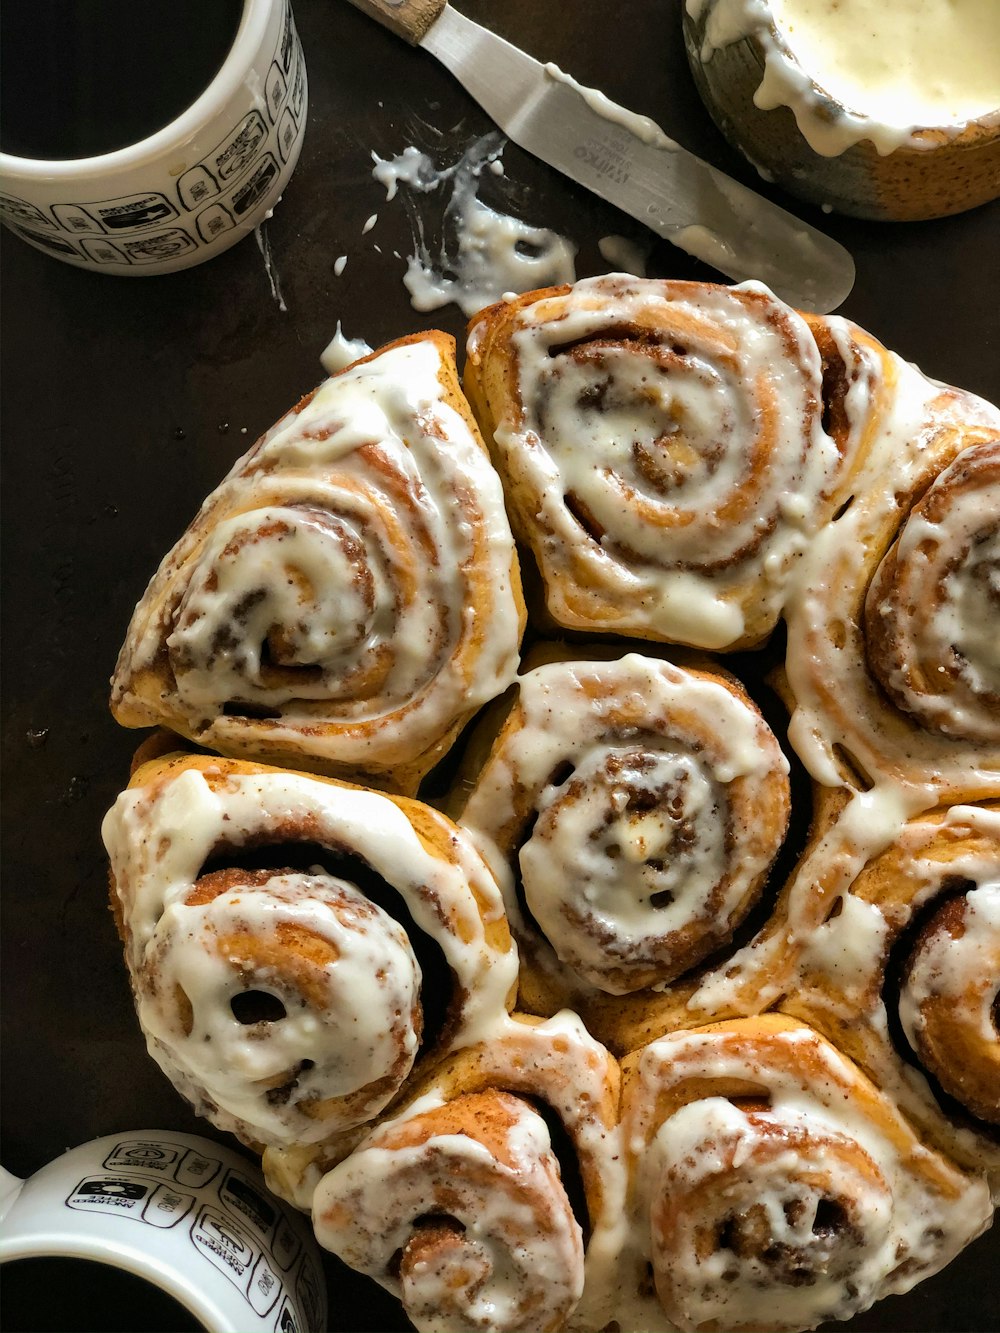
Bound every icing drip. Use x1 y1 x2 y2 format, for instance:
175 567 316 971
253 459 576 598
320 321 373 375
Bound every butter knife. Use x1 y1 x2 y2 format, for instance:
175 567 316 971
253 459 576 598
345 0 855 312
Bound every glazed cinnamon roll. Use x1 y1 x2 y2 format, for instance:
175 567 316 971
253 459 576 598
465 276 850 651
901 888 1000 1125
783 329 1000 798
457 649 790 1032
102 752 518 1150
785 801 1000 1166
864 439 1000 746
618 1014 992 1333
800 313 900 497
110 332 525 795
311 1012 622 1333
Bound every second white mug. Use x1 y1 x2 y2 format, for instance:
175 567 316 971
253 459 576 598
0 1129 327 1332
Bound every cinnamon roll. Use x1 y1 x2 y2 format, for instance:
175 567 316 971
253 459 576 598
465 276 851 652
110 332 525 795
864 439 1000 746
311 1012 622 1333
783 328 1000 798
457 648 790 1038
101 752 518 1150
618 1013 992 1332
901 888 1000 1126
784 801 1000 1166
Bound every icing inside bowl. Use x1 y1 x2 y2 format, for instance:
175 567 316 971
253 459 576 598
767 0 1000 137
689 0 1000 157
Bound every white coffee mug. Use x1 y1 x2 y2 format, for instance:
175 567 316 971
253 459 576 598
0 0 307 275
0 1130 327 1332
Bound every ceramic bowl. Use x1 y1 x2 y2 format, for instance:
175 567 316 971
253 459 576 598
682 1 1000 221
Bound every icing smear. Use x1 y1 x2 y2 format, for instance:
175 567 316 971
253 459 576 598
372 133 576 317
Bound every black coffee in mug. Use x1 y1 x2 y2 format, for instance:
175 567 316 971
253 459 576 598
0 1256 208 1332
0 0 244 160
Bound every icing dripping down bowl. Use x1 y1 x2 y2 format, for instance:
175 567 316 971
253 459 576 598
682 0 1000 221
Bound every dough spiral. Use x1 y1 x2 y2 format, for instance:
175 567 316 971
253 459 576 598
619 1014 992 1332
465 276 849 651
783 327 1000 798
901 885 1000 1126
111 332 525 795
864 438 1000 746
311 1012 622 1333
102 752 517 1149
458 649 790 1024
786 801 1000 1161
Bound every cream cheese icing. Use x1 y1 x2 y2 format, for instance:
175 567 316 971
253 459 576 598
688 0 1000 155
372 135 577 317
619 1022 993 1332
104 274 1000 1331
461 653 789 997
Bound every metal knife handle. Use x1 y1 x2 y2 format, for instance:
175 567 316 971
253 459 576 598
346 0 445 44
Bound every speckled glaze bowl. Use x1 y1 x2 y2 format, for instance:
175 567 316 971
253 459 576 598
682 1 1000 221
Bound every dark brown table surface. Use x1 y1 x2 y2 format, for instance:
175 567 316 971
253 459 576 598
2 3 998 1329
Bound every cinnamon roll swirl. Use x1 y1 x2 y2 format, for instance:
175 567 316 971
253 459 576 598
458 649 790 1028
465 276 850 652
458 650 794 1023
102 752 518 1150
783 331 1000 798
311 1012 621 1333
785 801 1000 1166
618 1014 992 1332
901 887 1000 1126
865 439 1000 746
110 332 525 795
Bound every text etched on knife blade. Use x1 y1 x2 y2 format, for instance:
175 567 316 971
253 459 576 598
573 130 631 188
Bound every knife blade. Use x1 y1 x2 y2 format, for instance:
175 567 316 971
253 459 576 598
346 0 855 312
